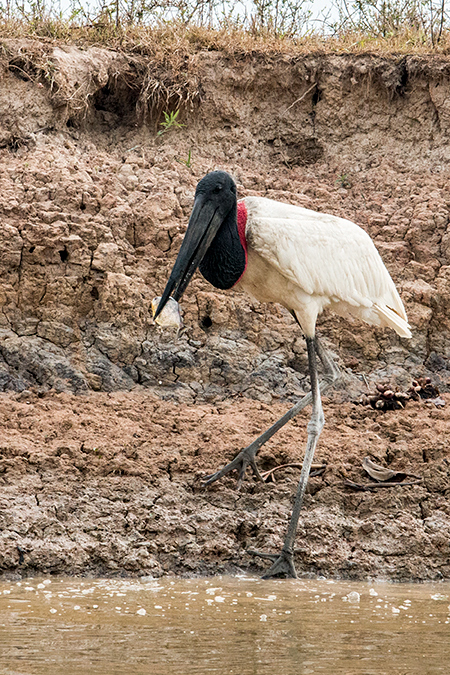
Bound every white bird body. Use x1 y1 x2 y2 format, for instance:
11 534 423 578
156 171 412 579
235 196 411 339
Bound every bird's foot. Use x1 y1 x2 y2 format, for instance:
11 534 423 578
203 447 262 488
248 548 297 579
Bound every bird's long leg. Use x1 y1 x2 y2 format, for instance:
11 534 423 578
204 337 339 487
250 335 327 579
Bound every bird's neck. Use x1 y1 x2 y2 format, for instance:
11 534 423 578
199 200 248 290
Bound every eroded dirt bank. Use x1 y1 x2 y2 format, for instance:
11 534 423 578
0 39 450 579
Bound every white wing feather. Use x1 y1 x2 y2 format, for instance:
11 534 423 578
243 197 411 338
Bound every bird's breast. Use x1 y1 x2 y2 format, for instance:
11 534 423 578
235 248 303 305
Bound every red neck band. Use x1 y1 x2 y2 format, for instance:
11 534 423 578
234 200 248 286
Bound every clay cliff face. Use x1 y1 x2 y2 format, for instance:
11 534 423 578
1 41 450 400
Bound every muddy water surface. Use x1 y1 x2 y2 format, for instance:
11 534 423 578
1 576 449 674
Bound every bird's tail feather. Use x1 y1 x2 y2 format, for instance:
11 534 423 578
374 303 412 338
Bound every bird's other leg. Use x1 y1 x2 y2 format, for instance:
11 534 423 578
203 336 339 488
250 336 325 579
314 335 340 385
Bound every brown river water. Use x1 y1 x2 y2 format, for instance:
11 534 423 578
0 576 449 674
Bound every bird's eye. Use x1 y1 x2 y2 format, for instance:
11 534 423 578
213 185 222 194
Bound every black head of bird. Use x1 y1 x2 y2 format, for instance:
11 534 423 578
154 170 246 321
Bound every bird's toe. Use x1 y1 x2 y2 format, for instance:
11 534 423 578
203 447 262 488
249 548 297 579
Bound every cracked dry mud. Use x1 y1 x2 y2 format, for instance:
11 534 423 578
0 40 449 580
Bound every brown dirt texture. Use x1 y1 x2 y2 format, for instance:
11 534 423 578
0 38 449 580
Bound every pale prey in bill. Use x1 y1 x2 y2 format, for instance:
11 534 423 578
154 170 411 579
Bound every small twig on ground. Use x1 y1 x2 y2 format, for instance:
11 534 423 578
261 462 326 482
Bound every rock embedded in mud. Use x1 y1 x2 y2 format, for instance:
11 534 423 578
359 382 410 412
359 376 444 412
407 377 440 401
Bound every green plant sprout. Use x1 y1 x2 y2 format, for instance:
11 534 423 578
335 174 352 189
175 149 192 167
157 109 185 136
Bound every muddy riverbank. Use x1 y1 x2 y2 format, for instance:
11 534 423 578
0 389 448 580
0 38 450 579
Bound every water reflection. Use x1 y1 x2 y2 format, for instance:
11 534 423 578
1 576 449 674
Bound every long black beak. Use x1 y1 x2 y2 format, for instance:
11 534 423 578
154 194 227 320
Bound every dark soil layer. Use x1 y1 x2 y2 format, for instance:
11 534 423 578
0 39 449 579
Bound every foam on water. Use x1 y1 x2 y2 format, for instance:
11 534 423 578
0 576 449 674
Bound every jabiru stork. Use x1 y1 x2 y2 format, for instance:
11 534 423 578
154 170 411 579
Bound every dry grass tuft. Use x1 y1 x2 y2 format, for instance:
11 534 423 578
2 18 450 131
2 19 450 57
